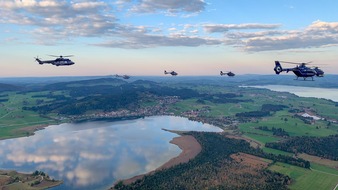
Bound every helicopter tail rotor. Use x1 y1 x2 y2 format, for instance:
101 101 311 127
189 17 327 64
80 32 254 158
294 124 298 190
34 56 43 64
274 61 283 74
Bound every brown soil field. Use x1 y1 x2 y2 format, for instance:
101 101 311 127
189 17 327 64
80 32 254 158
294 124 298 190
13 124 47 134
230 152 272 169
298 153 338 169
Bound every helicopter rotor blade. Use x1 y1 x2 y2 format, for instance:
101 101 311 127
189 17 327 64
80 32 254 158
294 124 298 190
279 61 312 65
279 61 302 65
47 55 74 57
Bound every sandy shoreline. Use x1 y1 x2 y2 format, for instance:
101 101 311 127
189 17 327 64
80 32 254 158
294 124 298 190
120 135 202 185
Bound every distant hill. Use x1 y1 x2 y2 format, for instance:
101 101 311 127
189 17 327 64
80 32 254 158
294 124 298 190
0 83 22 92
43 77 128 90
1 74 338 89
234 74 338 88
131 80 159 87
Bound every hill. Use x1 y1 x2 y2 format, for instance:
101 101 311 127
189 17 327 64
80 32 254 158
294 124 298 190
0 83 22 91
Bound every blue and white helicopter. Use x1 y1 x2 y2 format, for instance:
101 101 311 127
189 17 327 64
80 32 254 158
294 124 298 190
274 61 324 80
35 55 75 66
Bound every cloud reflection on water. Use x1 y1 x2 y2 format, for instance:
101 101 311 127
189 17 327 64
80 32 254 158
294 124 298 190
0 116 222 189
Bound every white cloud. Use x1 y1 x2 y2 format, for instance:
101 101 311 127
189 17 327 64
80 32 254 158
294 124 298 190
242 21 338 51
127 0 206 14
93 33 222 49
204 23 282 33
202 21 338 52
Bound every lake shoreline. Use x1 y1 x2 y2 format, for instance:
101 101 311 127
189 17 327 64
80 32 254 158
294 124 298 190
0 124 49 141
115 135 202 186
0 169 62 189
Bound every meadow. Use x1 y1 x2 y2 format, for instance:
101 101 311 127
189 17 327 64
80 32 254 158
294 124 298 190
0 91 61 139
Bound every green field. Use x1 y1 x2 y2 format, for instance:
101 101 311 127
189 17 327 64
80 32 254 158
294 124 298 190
239 111 338 138
269 162 338 190
0 91 61 139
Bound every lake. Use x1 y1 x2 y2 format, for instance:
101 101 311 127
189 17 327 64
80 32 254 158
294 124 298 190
245 85 338 102
0 116 222 190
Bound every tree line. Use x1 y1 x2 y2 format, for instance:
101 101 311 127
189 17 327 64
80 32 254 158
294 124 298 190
256 126 290 137
265 135 338 160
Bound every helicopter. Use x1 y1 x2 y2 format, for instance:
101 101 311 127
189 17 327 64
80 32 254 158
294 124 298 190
164 70 178 76
274 61 324 80
220 71 235 77
35 55 75 66
115 74 130 79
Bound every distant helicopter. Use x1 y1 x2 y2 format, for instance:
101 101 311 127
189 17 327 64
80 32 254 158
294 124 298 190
274 61 324 80
164 70 178 76
220 71 235 77
35 55 75 66
115 74 130 79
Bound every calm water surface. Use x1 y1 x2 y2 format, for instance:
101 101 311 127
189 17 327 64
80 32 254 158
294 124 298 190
248 85 338 102
0 116 222 190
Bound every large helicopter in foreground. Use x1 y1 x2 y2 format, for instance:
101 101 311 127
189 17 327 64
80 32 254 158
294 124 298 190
274 61 324 80
35 55 75 66
220 71 235 77
164 70 178 76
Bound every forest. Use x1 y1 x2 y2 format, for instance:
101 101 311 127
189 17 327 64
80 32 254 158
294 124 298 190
114 132 310 190
256 126 290 137
265 135 338 160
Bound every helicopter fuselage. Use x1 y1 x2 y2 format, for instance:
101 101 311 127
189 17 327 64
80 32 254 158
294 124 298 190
36 58 74 66
220 71 235 77
164 70 178 76
291 66 316 78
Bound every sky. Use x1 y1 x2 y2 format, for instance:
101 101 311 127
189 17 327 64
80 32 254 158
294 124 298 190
0 0 338 77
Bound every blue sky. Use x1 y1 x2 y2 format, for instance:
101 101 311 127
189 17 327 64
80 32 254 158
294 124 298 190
1 0 338 77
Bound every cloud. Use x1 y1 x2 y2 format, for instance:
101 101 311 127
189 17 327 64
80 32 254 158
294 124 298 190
204 23 281 33
93 32 222 49
125 0 206 14
0 0 211 47
1 1 337 52
225 30 287 39
242 21 338 51
203 21 338 52
0 0 118 43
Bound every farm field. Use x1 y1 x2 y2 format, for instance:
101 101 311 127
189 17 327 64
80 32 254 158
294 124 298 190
0 91 62 139
269 162 338 190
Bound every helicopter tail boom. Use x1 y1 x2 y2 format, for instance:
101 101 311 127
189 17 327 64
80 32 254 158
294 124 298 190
35 58 43 65
274 61 283 74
